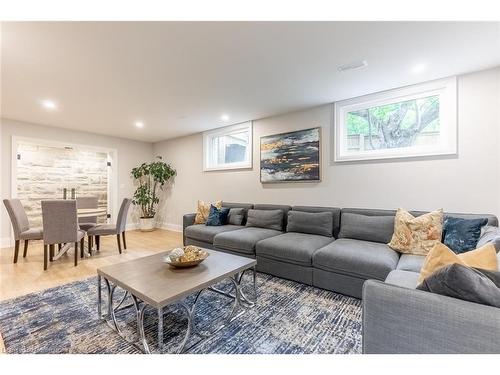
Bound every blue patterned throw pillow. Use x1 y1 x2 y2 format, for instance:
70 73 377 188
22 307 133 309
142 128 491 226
206 205 230 226
442 217 488 254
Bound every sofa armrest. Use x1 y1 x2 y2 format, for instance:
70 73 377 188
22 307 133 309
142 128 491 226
362 279 500 354
183 213 196 245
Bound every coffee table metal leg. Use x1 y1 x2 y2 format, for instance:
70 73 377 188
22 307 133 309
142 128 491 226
235 267 257 307
227 277 242 320
177 302 194 354
104 278 121 333
97 275 102 319
158 307 163 352
132 295 150 354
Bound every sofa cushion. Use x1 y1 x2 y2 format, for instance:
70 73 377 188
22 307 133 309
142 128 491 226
338 212 394 243
253 204 291 228
256 232 334 266
313 238 400 280
385 270 420 289
222 202 254 210
286 211 333 237
397 254 426 272
227 208 245 226
184 224 243 243
214 227 282 255
246 209 284 231
292 206 341 238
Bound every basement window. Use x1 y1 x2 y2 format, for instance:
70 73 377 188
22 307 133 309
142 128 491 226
333 77 457 162
203 122 253 171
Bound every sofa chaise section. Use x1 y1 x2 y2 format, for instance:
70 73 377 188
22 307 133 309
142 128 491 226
362 279 500 353
363 232 500 353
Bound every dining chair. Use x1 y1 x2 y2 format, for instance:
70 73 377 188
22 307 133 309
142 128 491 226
41 200 85 270
3 199 43 263
76 196 99 231
87 198 132 254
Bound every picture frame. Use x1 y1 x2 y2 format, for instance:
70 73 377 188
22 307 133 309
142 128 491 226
260 127 321 183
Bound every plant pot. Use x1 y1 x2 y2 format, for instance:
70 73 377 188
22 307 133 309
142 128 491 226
139 217 155 232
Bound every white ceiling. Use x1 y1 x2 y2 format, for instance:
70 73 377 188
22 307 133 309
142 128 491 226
1 21 499 142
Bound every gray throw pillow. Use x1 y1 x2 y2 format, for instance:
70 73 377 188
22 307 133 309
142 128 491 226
245 209 283 231
477 225 500 253
286 211 333 237
338 213 394 244
227 208 245 226
417 263 500 308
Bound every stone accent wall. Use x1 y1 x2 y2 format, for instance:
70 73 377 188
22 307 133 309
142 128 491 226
16 143 108 227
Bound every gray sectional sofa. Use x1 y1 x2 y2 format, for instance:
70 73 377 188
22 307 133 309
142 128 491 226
183 202 500 353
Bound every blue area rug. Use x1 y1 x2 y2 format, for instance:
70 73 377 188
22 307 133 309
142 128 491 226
0 273 362 354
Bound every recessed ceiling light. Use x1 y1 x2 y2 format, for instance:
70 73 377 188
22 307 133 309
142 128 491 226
411 63 427 74
338 60 368 72
41 99 57 110
135 121 144 128
221 114 230 122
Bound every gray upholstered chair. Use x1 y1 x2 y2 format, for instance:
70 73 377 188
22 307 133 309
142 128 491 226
76 196 99 231
3 199 43 263
88 198 132 254
41 200 85 270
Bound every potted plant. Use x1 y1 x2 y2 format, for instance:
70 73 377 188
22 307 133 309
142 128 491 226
131 157 176 232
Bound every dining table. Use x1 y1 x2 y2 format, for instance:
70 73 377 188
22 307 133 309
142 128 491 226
52 207 108 260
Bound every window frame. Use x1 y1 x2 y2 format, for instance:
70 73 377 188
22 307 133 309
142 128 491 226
203 121 253 171
333 77 458 163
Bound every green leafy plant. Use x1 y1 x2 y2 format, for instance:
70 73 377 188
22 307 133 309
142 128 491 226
131 157 176 218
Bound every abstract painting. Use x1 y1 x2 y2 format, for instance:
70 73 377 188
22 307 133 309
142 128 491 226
260 127 320 182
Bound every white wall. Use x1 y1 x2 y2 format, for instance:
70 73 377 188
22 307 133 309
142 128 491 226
153 67 500 228
1 118 154 246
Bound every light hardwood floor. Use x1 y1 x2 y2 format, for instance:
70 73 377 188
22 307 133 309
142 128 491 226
0 229 183 302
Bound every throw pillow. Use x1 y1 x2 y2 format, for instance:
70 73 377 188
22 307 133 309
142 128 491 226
227 208 245 226
417 263 500 308
442 216 488 254
245 209 283 231
205 205 230 226
286 211 333 237
338 213 394 244
194 200 222 224
388 208 444 256
418 242 498 283
477 225 500 253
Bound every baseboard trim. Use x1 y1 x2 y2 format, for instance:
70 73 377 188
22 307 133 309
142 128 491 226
0 237 12 249
126 223 139 231
157 222 183 232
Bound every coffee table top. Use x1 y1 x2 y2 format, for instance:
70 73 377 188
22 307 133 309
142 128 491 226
97 249 256 308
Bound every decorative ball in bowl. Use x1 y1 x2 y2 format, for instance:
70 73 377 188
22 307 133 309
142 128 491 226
163 246 209 268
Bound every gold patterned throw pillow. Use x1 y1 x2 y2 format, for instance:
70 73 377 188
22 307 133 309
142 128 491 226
194 200 222 224
388 208 444 256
